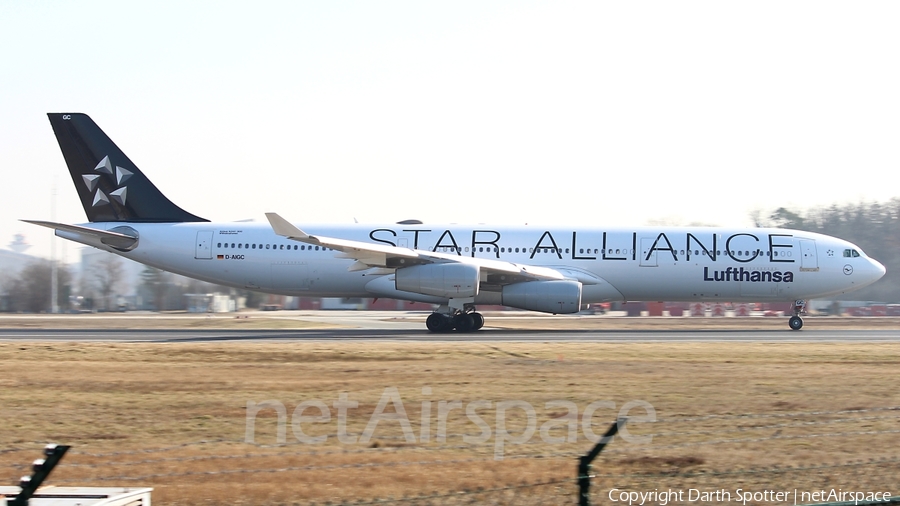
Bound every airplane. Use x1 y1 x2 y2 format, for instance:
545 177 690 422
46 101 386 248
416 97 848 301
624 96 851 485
25 113 886 332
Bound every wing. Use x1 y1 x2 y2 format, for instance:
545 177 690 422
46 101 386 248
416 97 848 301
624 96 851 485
265 213 582 284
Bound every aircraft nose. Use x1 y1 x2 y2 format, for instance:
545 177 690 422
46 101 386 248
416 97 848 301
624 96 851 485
863 257 887 286
872 258 887 280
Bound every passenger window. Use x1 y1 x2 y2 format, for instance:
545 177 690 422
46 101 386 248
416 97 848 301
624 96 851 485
252 244 256 249
238 244 242 249
266 244 270 249
217 243 221 248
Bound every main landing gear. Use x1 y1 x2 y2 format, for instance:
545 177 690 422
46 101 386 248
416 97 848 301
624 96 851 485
426 306 484 333
788 299 807 331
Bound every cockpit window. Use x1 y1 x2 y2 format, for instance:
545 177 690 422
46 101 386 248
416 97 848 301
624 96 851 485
843 249 861 258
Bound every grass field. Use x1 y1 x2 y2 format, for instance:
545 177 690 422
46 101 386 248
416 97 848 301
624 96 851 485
0 318 898 504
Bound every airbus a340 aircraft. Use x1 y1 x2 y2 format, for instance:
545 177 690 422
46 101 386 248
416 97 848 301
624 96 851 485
26 113 886 332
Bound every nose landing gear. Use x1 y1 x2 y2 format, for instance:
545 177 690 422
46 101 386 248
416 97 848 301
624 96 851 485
788 299 807 330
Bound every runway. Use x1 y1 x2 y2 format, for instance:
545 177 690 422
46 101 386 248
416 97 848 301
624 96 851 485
1 327 898 342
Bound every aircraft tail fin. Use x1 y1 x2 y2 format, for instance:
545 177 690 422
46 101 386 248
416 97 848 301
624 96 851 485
47 113 207 223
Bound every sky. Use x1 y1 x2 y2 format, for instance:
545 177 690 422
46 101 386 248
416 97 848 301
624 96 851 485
2 1 899 262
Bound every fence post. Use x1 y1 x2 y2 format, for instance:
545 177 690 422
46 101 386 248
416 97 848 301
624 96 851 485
10 444 70 506
578 418 625 506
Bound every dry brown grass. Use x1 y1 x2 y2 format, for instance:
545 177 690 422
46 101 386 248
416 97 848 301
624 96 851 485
1 339 898 504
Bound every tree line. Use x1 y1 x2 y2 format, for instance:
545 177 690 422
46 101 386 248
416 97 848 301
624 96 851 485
0 256 266 313
1 260 72 312
754 198 900 302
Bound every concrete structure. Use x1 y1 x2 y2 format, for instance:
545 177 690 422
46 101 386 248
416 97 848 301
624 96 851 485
0 487 152 506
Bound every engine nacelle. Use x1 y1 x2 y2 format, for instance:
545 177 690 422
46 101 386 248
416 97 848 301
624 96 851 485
502 280 582 314
395 263 479 298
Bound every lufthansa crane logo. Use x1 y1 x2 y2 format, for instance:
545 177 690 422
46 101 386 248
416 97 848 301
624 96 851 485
83 155 132 207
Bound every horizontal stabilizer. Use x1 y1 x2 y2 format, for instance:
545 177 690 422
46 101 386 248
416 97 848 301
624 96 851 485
22 220 138 250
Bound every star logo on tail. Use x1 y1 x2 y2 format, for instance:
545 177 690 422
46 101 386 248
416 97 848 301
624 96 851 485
84 155 130 207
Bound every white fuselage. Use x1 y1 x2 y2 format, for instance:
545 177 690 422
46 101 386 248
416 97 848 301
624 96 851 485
60 221 886 307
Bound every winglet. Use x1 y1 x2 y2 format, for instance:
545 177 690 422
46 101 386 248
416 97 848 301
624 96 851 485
265 213 310 240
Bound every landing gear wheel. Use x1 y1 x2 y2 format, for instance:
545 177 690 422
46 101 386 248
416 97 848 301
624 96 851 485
470 312 484 330
426 313 450 332
789 315 803 331
454 313 475 333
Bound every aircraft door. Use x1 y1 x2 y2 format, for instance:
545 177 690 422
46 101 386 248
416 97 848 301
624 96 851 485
799 239 819 271
195 231 213 259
